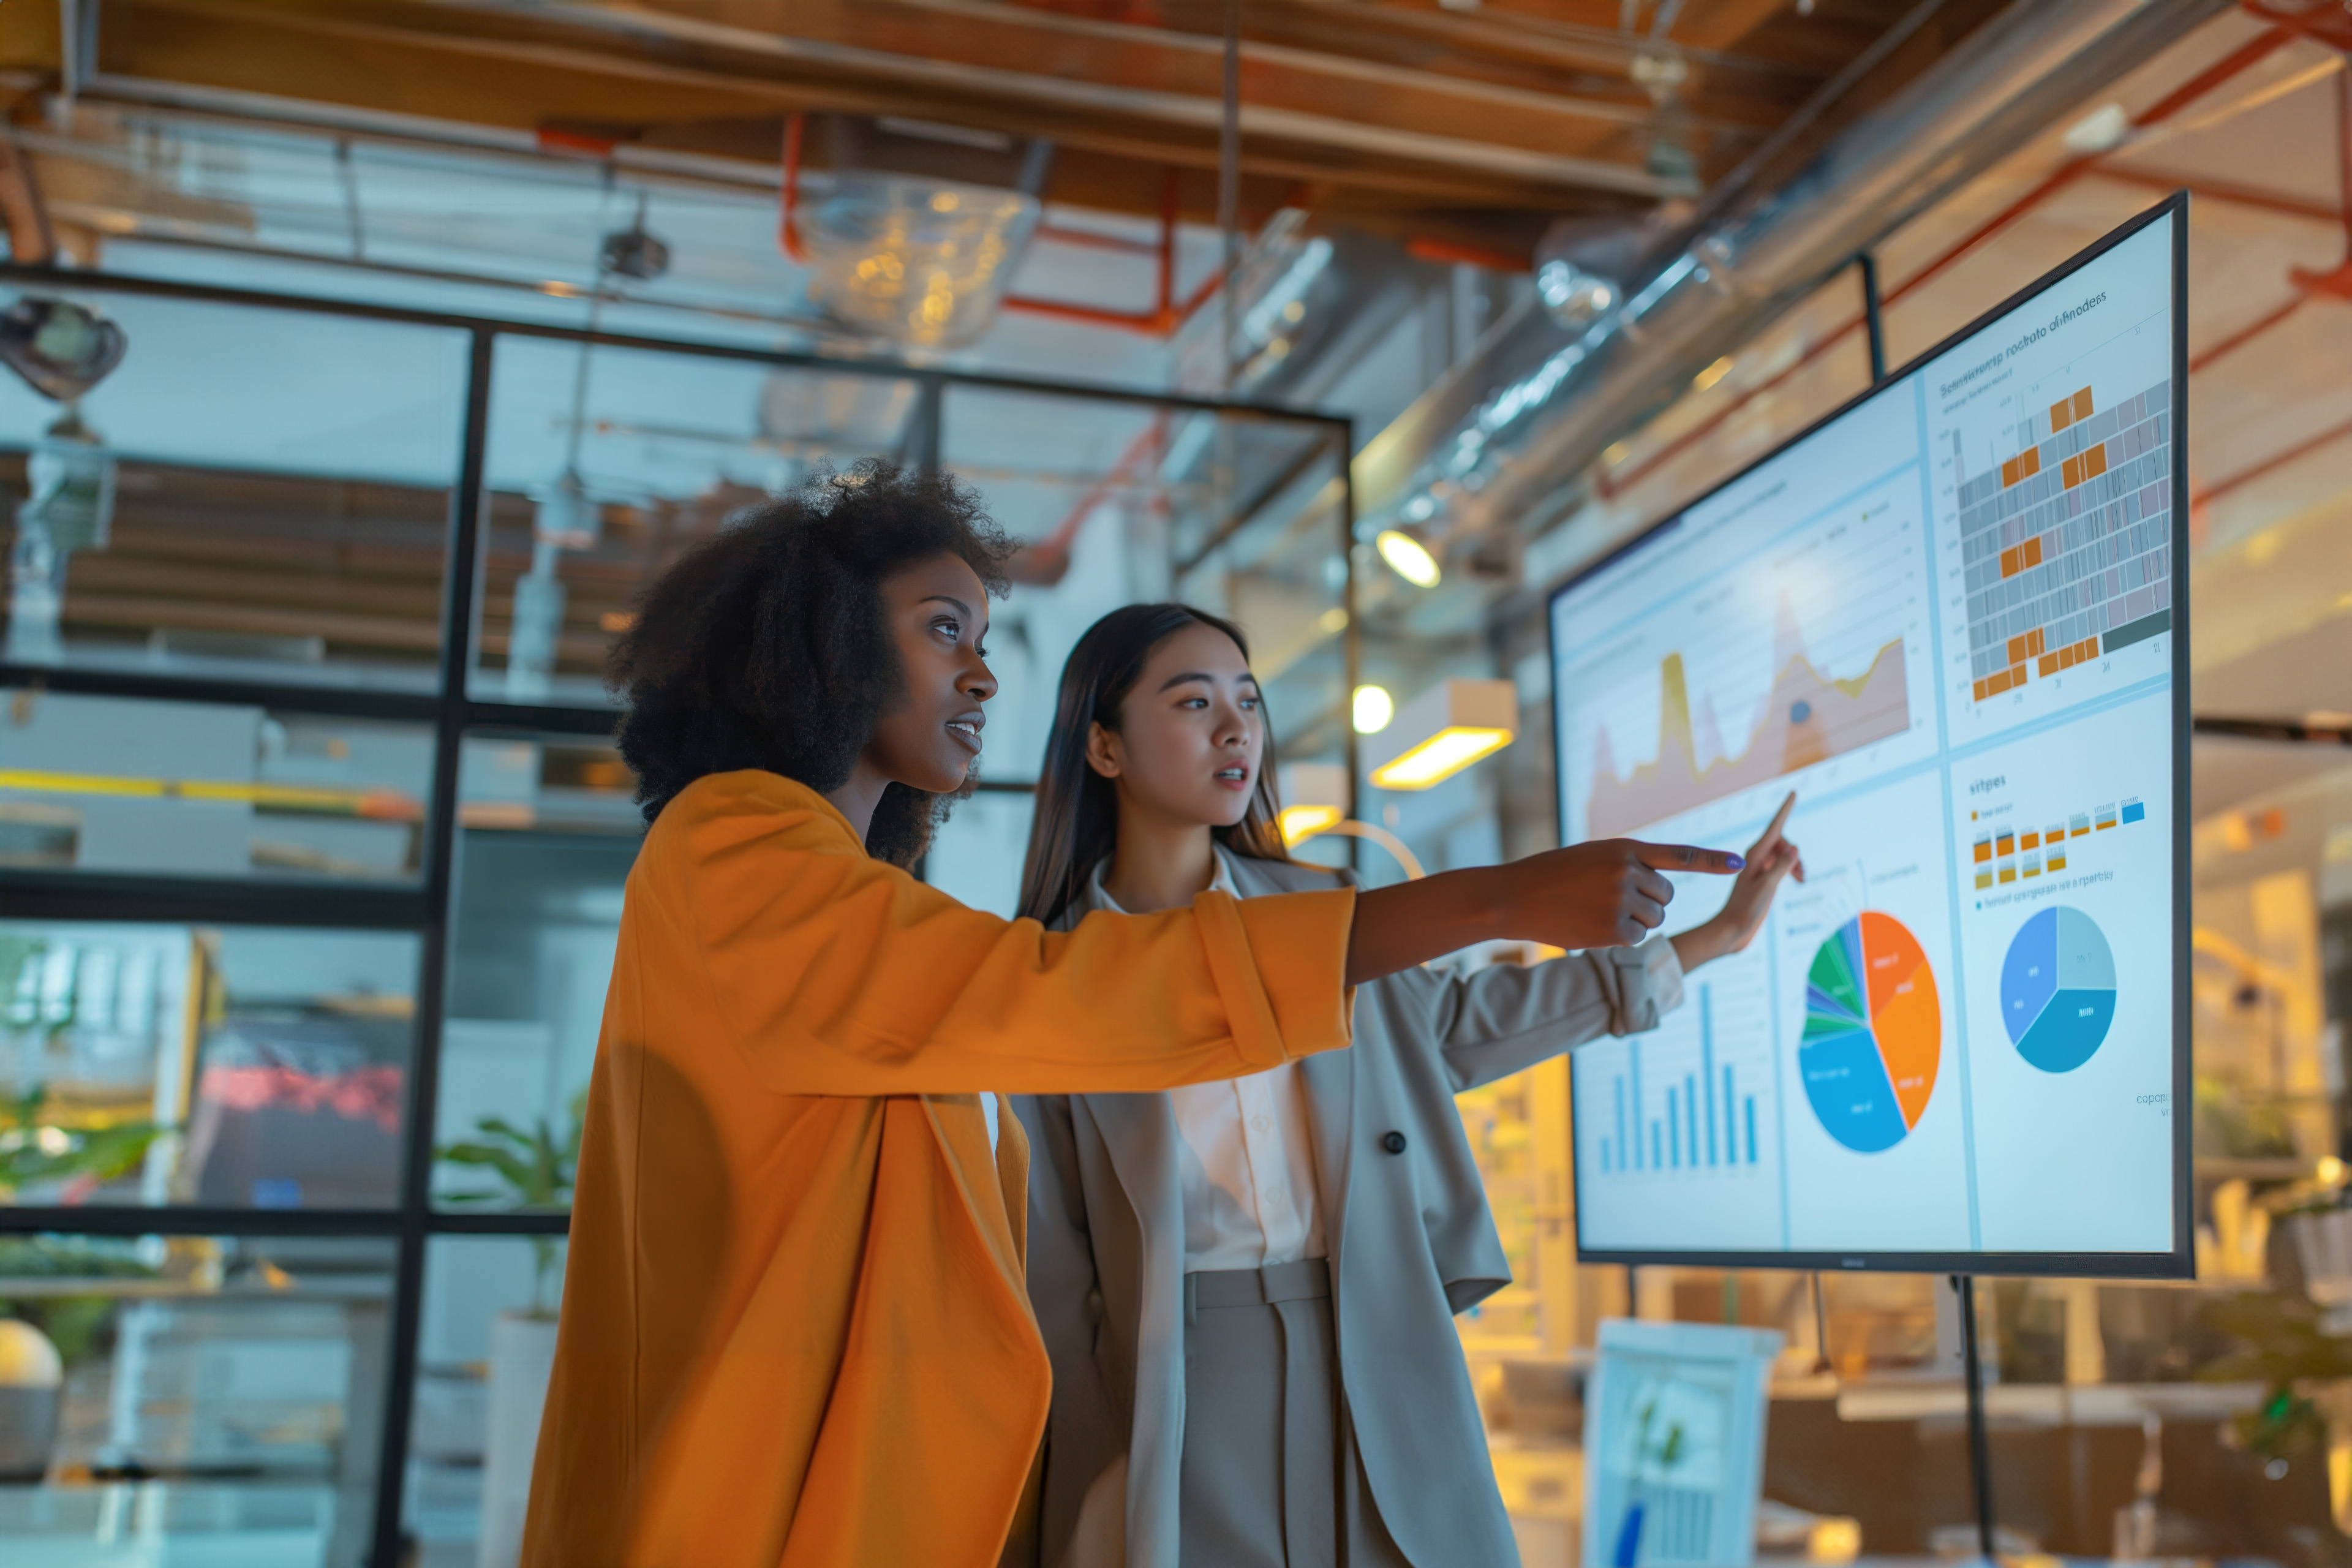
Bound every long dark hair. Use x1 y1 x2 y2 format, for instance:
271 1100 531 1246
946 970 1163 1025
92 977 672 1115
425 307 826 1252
1017 603 1290 927
609 459 1014 867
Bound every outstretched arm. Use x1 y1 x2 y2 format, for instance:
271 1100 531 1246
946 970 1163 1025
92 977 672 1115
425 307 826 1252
1346 837 1743 984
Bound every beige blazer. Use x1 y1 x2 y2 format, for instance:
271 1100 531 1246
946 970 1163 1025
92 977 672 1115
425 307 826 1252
1014 852 1684 1568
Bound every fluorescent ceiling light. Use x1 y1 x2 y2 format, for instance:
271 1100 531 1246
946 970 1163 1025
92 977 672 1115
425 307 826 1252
1370 727 1512 790
1364 678 1517 791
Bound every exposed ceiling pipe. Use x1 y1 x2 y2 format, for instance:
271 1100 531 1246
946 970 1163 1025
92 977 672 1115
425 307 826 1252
1352 0 2234 554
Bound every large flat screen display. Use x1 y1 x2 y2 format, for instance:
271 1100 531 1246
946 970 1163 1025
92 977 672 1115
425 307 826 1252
1551 197 2188 1276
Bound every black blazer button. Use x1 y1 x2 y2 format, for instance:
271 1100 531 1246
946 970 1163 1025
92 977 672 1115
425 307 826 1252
1382 1130 1408 1155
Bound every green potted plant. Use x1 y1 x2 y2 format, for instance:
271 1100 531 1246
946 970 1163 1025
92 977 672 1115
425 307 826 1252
2197 1289 2352 1468
0 1083 165 1205
0 1083 166 1481
435 1094 582 1568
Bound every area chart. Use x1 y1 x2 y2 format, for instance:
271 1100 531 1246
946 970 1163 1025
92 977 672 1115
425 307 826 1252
1586 596 1909 838
1798 913 1940 1153
2000 906 2118 1073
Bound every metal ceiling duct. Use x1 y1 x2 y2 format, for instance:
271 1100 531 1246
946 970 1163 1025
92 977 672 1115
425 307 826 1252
1352 0 2233 553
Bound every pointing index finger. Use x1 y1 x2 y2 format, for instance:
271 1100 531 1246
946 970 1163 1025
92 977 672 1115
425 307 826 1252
1630 842 1744 875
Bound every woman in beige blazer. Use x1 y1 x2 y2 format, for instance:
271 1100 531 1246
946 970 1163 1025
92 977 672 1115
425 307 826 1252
1012 604 1800 1568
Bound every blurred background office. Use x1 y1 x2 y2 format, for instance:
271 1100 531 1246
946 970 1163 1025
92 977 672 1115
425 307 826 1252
0 2 2348 1564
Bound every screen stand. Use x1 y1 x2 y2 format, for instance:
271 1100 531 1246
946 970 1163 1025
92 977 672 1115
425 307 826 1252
1953 1274 1996 1558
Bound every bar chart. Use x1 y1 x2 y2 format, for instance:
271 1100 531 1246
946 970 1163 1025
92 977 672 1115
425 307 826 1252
1593 986 1768 1175
1967 793 2146 889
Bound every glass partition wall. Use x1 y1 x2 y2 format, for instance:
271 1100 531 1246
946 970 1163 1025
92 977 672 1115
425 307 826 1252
0 268 1353 1568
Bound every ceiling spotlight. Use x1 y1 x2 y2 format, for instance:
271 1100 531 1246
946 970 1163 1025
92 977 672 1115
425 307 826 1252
2062 103 2132 157
1376 528 1441 589
600 222 671 282
1352 685 1395 735
0 298 127 402
1536 258 1619 330
1534 217 1641 331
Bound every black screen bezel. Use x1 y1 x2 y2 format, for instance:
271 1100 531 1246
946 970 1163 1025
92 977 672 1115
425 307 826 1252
1548 193 2193 1280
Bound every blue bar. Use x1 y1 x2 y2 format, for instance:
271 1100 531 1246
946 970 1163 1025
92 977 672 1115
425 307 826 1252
2120 800 2145 824
1724 1063 1736 1165
1630 1039 1644 1170
1701 986 1717 1167
1685 1072 1698 1166
1651 1120 1661 1167
1668 1087 1680 1167
1615 1076 1628 1178
1745 1096 1758 1164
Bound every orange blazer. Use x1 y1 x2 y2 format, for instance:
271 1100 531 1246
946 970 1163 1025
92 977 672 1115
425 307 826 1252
518 771 1355 1568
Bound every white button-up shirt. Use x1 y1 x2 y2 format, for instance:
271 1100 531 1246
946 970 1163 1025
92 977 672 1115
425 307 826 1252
1090 848 1327 1272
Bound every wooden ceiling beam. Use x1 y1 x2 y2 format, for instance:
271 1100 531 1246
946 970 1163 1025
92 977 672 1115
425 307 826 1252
102 0 1687 197
854 0 1782 134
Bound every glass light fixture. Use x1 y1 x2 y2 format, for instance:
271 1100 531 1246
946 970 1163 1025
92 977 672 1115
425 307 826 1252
1375 528 1441 589
804 175 1041 349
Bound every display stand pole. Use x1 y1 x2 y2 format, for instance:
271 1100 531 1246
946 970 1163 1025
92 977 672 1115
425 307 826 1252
1954 1274 1996 1559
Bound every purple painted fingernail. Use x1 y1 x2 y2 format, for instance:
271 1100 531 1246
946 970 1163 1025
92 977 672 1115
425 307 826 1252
1727 854 1745 870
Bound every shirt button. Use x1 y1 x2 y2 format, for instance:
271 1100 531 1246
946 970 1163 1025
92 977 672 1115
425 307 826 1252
1251 1115 1271 1134
1382 1130 1409 1155
1265 1186 1285 1207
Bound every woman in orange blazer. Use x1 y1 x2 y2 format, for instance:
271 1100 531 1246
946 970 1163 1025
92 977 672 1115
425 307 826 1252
518 462 1741 1568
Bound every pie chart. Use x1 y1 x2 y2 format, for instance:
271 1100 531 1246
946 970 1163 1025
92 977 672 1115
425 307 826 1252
1799 912 1941 1153
2002 906 2117 1072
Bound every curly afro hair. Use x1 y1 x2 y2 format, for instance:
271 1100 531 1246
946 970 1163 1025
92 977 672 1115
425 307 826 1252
609 459 1016 867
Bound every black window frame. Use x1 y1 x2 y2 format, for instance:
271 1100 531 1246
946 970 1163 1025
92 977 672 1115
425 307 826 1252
0 260 1356 1568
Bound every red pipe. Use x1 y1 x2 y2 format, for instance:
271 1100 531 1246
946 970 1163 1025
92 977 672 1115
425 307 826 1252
2195 412 2352 507
1001 167 1234 336
1009 413 1172 586
2189 296 2304 373
1600 18 2304 502
779 113 808 264
778 133 1234 338
1033 224 1164 256
1406 236 1531 273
